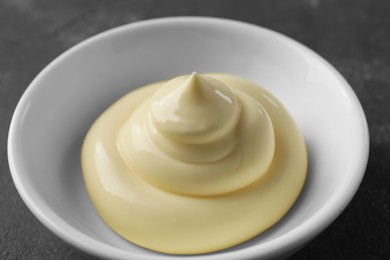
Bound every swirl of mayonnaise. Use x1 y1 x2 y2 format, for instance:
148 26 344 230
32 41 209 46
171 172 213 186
117 73 275 196
81 73 307 254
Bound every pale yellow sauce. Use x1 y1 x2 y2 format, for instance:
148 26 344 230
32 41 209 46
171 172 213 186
81 73 307 254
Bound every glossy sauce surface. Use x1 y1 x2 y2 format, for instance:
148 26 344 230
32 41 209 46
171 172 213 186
81 73 307 254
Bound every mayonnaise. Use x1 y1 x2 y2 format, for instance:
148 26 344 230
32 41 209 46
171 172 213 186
81 73 307 254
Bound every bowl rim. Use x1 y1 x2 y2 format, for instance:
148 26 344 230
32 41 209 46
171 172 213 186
8 16 370 260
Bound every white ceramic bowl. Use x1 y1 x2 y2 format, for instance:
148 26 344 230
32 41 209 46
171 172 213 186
8 17 369 259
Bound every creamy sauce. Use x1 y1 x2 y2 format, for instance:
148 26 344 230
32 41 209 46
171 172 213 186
81 73 307 254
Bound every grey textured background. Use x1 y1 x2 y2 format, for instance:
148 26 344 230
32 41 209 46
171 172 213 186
1 0 389 259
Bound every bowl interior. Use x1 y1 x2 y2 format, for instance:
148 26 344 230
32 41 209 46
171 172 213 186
9 17 368 259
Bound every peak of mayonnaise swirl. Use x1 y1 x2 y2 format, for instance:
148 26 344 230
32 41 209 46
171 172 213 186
150 72 240 144
117 72 275 196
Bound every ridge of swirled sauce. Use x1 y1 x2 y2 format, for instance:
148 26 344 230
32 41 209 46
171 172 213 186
81 73 307 254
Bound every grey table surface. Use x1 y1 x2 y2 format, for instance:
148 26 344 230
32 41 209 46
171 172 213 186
1 0 389 259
